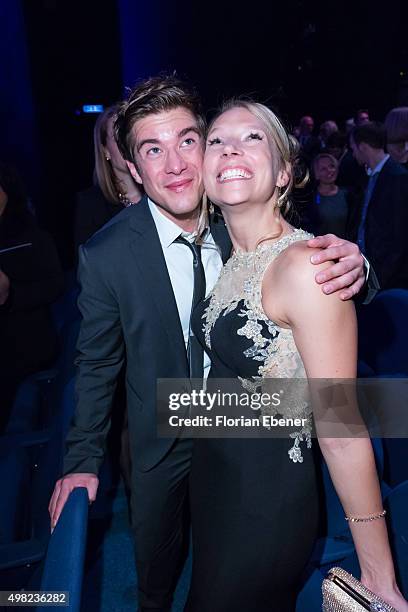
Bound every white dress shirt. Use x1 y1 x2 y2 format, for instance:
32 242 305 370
367 153 390 177
148 199 223 378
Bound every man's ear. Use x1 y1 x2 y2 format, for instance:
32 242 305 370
126 160 143 185
359 142 369 156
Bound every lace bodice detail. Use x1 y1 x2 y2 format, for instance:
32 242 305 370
203 228 311 374
201 228 314 463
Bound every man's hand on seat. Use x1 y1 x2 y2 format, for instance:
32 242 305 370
48 473 99 531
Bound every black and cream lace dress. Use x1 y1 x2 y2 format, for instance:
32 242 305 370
185 229 320 612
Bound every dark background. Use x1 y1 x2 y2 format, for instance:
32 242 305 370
1 0 407 266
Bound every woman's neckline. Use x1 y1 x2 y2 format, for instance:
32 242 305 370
317 185 339 197
231 227 304 257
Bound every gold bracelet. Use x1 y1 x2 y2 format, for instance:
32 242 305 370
345 509 387 523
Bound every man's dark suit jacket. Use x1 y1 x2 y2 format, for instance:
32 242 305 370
63 197 231 475
346 158 408 290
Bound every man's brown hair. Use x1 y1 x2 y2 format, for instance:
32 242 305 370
352 122 386 150
114 75 206 162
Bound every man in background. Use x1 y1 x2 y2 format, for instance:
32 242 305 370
349 121 408 288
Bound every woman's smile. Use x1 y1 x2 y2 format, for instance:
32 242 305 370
217 166 253 183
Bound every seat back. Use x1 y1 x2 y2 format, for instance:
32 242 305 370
386 480 408 597
51 271 80 334
357 289 408 376
0 447 31 544
37 488 89 612
6 380 41 434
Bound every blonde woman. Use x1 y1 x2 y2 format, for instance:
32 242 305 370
74 105 142 252
311 152 350 238
186 100 407 612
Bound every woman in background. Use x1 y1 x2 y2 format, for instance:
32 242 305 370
74 105 142 252
308 152 350 238
385 107 408 169
0 163 64 432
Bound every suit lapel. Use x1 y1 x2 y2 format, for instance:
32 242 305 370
365 159 390 215
128 198 188 368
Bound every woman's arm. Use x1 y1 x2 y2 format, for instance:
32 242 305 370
265 244 407 610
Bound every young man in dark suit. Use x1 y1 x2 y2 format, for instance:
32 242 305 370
49 76 368 611
349 121 408 289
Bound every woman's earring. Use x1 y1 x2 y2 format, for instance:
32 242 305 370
277 186 287 211
209 201 214 215
106 156 110 161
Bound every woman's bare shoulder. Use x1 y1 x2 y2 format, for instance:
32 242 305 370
263 239 344 326
269 240 330 288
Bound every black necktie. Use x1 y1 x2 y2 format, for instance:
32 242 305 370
175 236 206 380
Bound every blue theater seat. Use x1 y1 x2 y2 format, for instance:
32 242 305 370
37 487 89 612
0 376 78 590
357 288 408 496
357 289 408 377
385 479 408 596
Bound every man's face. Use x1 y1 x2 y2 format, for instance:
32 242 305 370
356 112 369 126
301 116 314 134
127 107 204 224
350 136 366 165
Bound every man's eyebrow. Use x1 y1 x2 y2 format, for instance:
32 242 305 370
136 126 201 152
179 126 201 138
137 138 160 152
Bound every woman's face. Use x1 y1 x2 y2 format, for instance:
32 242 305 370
203 107 278 208
315 157 338 184
387 140 408 164
0 184 8 217
103 117 128 174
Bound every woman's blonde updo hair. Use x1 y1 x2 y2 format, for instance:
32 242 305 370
198 99 308 239
93 104 121 204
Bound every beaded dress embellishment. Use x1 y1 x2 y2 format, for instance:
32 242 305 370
202 228 314 463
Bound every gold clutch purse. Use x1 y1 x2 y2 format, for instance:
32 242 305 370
322 567 397 612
